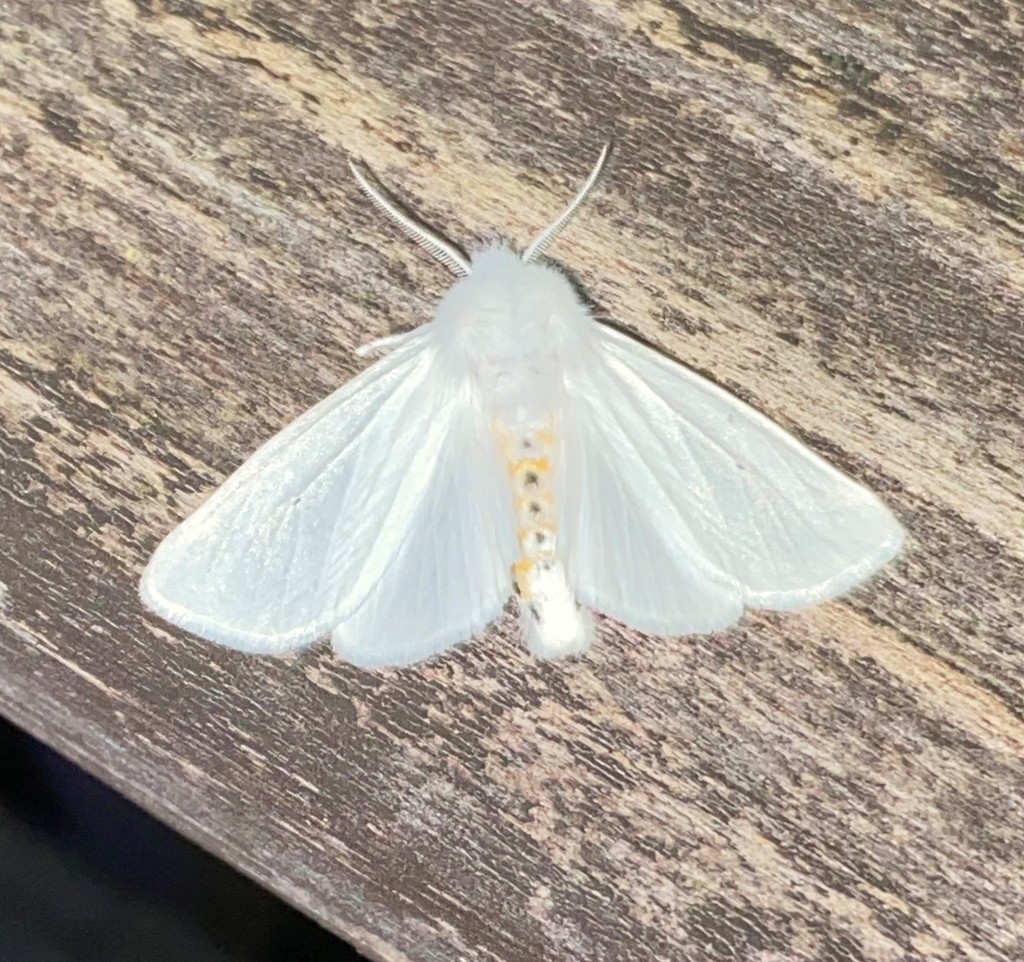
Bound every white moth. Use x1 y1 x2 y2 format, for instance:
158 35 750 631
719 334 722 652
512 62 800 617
140 145 904 667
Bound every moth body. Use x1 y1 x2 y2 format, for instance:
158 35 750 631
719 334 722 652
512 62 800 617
383 243 593 657
497 416 591 658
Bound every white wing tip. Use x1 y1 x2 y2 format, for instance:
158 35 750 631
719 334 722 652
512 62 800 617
138 567 319 654
745 519 905 612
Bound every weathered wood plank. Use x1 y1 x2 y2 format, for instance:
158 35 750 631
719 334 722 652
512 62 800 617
1 1 1022 960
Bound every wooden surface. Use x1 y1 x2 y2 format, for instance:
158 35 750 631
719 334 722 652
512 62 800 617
1 1 1022 960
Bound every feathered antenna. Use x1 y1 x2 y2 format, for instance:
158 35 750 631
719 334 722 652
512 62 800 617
522 143 612 263
349 160 472 277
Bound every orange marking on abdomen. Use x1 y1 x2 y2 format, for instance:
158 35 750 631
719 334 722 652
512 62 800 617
517 526 557 553
513 559 535 599
508 457 550 481
496 422 560 605
515 490 552 515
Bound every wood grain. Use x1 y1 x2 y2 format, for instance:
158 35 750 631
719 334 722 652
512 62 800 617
1 1 1022 959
